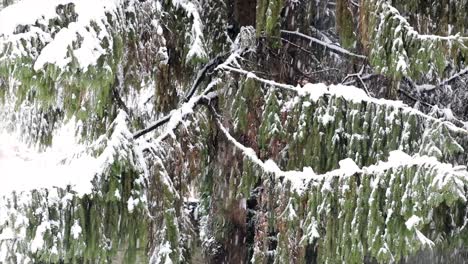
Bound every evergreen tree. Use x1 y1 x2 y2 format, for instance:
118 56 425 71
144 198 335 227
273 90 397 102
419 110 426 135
0 0 467 263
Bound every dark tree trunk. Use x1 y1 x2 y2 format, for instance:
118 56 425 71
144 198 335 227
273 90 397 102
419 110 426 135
234 0 256 27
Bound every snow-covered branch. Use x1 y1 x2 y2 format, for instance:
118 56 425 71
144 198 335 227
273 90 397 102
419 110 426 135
440 67 468 86
133 114 172 139
281 30 367 60
219 64 468 133
218 64 299 93
133 88 217 141
364 0 468 80
214 111 468 198
0 0 122 71
213 116 315 192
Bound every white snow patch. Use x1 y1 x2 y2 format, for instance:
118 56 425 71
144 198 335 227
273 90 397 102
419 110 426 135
328 84 371 103
441 108 455 120
405 215 421 230
0 227 14 240
396 55 408 74
246 72 256 79
415 229 435 247
71 220 82 239
114 189 121 200
30 221 50 253
127 196 139 212
338 158 361 177
388 150 411 166
320 112 334 125
300 83 328 101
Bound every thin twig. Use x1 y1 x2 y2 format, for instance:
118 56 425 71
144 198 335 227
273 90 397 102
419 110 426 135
218 65 299 93
356 74 371 96
306 68 340 74
341 66 371 96
342 74 377 85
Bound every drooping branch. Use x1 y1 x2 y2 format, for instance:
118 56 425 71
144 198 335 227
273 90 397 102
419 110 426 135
362 0 468 81
208 106 314 190
209 103 468 198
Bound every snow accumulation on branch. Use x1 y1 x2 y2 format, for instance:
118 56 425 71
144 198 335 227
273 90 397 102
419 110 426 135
375 0 468 43
219 62 468 134
366 0 468 80
216 114 468 199
281 30 367 60
440 66 468 86
0 0 122 71
365 151 468 202
214 117 316 193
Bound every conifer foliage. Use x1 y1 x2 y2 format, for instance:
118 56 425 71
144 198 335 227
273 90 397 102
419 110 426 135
0 0 467 263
